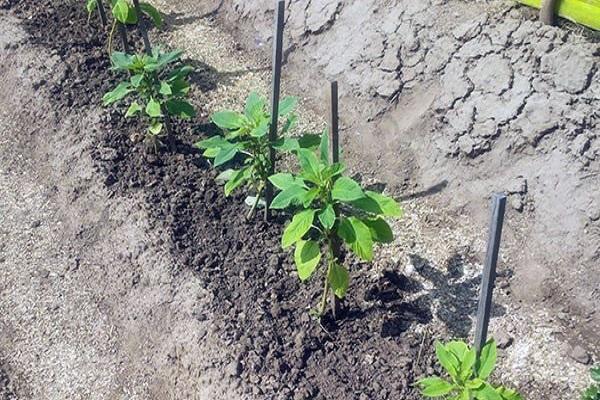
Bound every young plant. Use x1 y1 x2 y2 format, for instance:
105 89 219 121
103 47 195 148
86 0 162 51
582 365 600 400
195 92 313 219
270 133 402 317
418 339 522 400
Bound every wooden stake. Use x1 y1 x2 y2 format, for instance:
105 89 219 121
132 0 152 55
329 81 342 319
118 23 130 53
474 193 507 354
97 0 108 27
264 0 285 221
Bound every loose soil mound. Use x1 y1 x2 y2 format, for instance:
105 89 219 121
5 1 440 398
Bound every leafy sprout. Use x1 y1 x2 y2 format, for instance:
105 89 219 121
195 92 318 220
582 365 600 400
86 0 163 52
271 132 402 317
103 47 195 149
418 339 522 400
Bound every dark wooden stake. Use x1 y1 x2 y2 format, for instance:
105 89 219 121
132 0 152 55
264 0 285 222
474 193 507 355
97 0 108 26
118 22 130 53
329 81 343 320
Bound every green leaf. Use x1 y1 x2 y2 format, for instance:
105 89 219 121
102 82 133 105
148 121 163 136
447 341 469 360
130 74 144 87
591 366 600 382
125 101 142 117
269 173 303 191
145 98 162 118
282 210 316 249
328 262 349 298
250 118 269 137
477 340 497 380
318 205 336 231
337 217 356 244
363 218 394 243
278 96 298 116
214 145 240 167
215 169 235 183
112 0 130 23
195 136 231 150
212 111 245 130
351 191 403 217
86 0 98 14
418 377 454 397
457 390 471 400
345 217 374 261
224 168 250 196
297 149 322 183
155 49 183 69
496 387 523 400
244 91 265 120
139 2 163 27
319 130 329 163
474 383 503 400
460 348 477 382
166 99 196 119
322 163 345 180
270 185 308 210
159 81 172 95
465 379 484 390
294 240 321 281
332 177 364 202
282 114 297 134
302 187 319 207
436 342 459 381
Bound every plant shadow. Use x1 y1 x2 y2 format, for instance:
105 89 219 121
326 251 507 339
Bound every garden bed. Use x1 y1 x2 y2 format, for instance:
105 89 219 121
5 1 440 399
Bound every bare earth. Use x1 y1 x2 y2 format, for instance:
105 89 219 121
0 0 598 399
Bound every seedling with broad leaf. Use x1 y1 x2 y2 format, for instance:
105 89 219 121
103 47 195 148
195 92 317 219
86 0 162 52
418 339 522 400
582 365 600 400
270 132 402 317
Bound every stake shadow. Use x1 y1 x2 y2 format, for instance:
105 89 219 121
399 180 448 201
184 59 269 93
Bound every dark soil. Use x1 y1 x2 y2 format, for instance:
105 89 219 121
7 1 439 398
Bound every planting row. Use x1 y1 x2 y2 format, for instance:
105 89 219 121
77 1 600 399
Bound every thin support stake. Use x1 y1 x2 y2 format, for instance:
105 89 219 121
329 81 342 319
97 0 108 26
132 0 152 55
474 193 507 354
264 0 285 221
118 23 130 53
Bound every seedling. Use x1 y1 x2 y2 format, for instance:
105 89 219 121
196 92 316 219
582 365 600 400
271 132 402 317
103 47 195 148
418 339 522 400
86 0 162 52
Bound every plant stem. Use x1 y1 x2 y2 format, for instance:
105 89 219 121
318 245 334 317
246 185 264 221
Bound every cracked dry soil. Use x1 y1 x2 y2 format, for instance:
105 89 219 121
0 0 598 399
